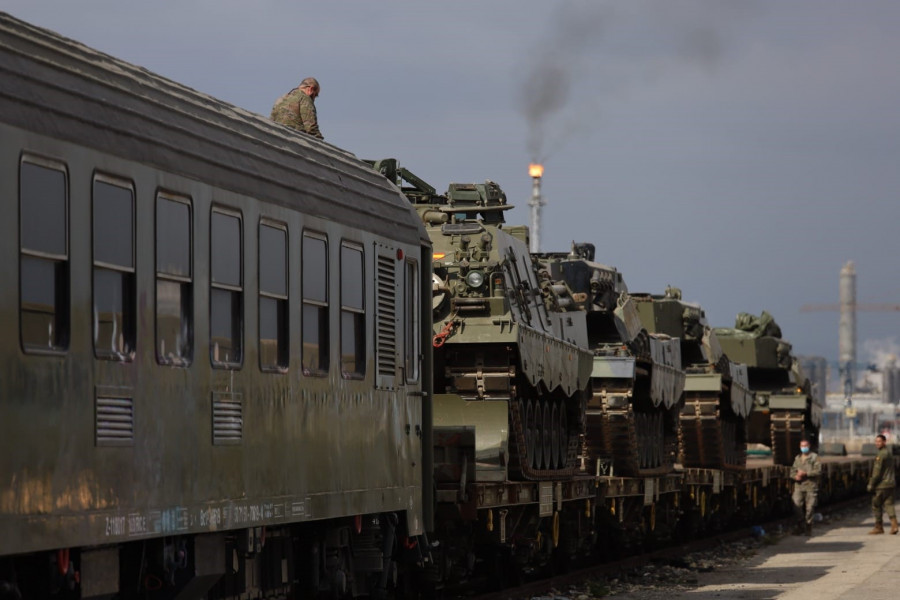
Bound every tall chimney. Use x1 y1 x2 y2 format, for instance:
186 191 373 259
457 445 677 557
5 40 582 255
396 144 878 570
528 163 544 253
839 260 856 399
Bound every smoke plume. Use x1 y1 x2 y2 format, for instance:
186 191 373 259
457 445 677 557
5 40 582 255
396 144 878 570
862 337 900 371
517 0 752 163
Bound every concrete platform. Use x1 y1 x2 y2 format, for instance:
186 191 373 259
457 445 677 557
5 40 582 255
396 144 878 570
669 504 898 599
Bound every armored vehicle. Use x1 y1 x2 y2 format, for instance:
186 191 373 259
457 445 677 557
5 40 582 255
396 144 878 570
634 288 753 470
535 244 685 476
368 159 593 483
714 312 822 466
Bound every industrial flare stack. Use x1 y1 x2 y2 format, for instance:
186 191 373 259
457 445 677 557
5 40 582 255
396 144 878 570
528 163 544 253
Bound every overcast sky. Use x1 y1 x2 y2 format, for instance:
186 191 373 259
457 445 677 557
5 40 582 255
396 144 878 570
6 1 899 388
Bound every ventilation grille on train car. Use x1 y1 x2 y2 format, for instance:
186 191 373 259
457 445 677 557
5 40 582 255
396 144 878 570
212 392 242 445
95 396 134 446
376 254 397 378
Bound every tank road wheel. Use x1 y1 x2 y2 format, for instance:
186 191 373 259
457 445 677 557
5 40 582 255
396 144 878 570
536 400 546 469
722 417 736 466
636 413 648 469
642 413 651 469
636 412 664 470
529 400 542 470
550 402 560 470
557 402 568 469
542 401 553 470
524 400 535 467
654 413 664 468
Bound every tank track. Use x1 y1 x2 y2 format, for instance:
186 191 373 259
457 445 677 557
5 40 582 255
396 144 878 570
507 397 580 481
770 409 806 466
583 392 678 477
444 351 582 481
679 391 747 470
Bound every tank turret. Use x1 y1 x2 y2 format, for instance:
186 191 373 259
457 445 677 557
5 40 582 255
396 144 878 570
368 159 593 483
714 311 822 466
633 288 753 470
534 245 685 476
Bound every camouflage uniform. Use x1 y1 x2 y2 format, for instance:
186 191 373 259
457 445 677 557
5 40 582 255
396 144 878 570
270 87 323 139
867 446 896 524
790 451 821 532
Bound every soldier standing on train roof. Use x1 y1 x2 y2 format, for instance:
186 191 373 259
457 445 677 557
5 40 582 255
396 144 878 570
866 433 897 534
270 77 323 140
790 438 821 536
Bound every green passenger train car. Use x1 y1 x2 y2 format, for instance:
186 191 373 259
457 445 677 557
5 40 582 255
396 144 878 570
0 12 432 599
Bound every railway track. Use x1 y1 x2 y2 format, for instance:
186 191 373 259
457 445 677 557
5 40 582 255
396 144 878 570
463 496 870 600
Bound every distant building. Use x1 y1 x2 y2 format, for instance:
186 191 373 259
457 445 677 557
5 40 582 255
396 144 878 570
822 392 900 442
798 355 828 402
882 359 900 405
856 360 900 405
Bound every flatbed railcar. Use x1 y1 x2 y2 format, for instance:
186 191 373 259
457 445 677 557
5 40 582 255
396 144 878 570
592 452 887 551
0 11 433 599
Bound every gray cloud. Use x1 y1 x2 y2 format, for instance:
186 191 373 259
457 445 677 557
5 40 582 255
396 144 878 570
5 0 900 371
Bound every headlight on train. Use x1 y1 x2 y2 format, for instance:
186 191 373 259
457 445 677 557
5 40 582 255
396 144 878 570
466 270 485 288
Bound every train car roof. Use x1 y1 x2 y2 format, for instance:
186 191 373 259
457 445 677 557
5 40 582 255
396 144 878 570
0 12 428 246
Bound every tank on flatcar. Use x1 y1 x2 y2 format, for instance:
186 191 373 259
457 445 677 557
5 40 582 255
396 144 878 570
534 244 685 476
367 160 592 483
714 311 823 466
633 288 753 470
366 159 597 583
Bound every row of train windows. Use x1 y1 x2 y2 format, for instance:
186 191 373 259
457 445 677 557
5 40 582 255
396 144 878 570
19 158 421 380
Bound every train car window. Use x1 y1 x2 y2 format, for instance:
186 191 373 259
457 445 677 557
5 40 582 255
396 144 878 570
302 233 329 375
155 193 193 366
405 259 420 382
210 209 243 368
19 159 69 352
259 221 288 372
340 243 365 378
93 177 136 361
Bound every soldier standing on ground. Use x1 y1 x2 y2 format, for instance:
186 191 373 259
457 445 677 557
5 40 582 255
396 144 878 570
866 433 897 534
790 438 821 536
270 77 323 140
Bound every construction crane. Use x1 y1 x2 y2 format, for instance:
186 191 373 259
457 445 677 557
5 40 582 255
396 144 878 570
799 304 900 312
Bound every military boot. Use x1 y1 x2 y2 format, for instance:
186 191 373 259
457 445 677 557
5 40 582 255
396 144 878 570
890 517 899 535
805 523 812 536
868 522 884 535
